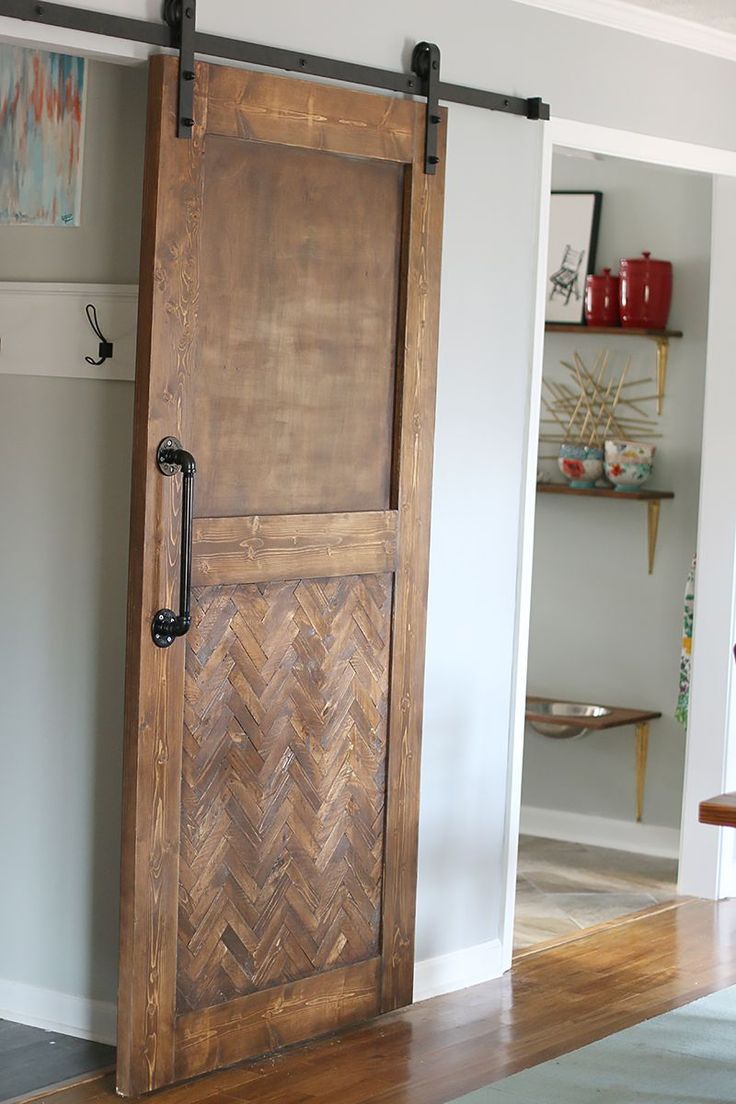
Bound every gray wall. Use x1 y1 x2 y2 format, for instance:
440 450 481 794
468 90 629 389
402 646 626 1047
522 153 711 830
0 60 146 1004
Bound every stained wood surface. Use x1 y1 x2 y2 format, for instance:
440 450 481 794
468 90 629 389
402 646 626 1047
174 959 381 1082
380 101 447 1016
192 512 398 585
42 899 736 1104
117 56 209 1097
526 696 661 732
118 55 446 1094
192 134 403 518
537 483 674 502
545 324 683 338
205 67 416 162
178 575 392 1012
699 791 736 827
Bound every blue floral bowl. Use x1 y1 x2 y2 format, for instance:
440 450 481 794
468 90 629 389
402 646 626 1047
558 444 604 489
604 440 655 491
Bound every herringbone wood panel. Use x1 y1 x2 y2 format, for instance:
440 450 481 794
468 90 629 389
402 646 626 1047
177 574 393 1013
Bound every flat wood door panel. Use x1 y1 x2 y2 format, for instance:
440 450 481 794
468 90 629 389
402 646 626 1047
118 54 445 1096
194 136 404 517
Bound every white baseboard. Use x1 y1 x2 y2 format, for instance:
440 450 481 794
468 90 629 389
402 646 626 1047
413 938 504 1003
0 978 116 1045
521 805 680 860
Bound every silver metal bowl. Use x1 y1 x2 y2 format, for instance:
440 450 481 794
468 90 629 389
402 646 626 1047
526 700 612 740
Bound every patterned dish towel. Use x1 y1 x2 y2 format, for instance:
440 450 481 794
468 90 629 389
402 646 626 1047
675 555 696 727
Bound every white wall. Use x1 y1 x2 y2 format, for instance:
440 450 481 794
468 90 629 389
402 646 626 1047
523 153 711 833
0 61 146 1033
3 0 736 1012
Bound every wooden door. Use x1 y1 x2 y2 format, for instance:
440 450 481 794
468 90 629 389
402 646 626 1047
117 55 445 1096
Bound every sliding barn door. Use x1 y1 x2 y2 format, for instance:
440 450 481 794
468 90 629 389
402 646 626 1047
117 55 445 1096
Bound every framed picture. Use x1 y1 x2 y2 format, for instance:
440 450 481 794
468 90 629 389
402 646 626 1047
546 191 602 324
0 44 87 226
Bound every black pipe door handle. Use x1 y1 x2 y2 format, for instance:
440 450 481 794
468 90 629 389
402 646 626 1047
152 437 196 648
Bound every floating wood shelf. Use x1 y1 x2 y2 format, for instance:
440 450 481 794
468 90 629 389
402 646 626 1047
544 324 683 414
536 483 675 575
526 696 662 822
545 326 682 338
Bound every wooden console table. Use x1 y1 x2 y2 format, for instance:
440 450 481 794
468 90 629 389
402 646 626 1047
526 697 662 822
699 792 736 828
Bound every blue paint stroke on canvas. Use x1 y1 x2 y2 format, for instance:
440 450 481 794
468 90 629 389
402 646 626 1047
0 45 86 226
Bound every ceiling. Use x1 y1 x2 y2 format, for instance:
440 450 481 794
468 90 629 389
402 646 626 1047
622 0 736 33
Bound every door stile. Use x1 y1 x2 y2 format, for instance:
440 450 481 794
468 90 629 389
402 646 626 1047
380 112 447 1012
117 57 209 1098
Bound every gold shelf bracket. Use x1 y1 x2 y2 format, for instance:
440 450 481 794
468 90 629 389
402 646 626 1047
646 499 661 575
649 336 669 415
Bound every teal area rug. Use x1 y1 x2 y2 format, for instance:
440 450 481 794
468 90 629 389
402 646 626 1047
451 985 736 1103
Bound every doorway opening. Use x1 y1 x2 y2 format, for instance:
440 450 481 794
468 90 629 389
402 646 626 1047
513 145 712 955
0 54 147 1102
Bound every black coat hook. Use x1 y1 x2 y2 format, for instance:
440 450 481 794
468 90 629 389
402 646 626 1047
85 303 114 366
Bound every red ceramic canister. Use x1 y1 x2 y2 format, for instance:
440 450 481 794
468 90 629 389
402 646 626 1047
619 251 673 330
585 268 620 326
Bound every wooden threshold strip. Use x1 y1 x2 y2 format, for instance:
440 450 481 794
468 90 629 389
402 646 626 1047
192 511 398 585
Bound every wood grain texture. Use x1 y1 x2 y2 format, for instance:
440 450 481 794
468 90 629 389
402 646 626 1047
192 513 398 586
118 58 446 1093
174 959 381 1081
41 900 736 1104
699 791 736 827
205 66 416 163
117 55 209 1098
545 324 683 338
537 483 674 502
525 696 661 732
192 134 404 518
177 575 392 1012
380 107 447 1013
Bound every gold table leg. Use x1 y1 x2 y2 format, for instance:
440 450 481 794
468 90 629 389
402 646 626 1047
635 722 650 823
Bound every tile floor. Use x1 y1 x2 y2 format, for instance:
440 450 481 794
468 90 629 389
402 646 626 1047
0 1019 114 1103
514 834 679 951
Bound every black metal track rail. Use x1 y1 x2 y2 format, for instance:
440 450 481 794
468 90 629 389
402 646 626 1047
0 0 549 169
0 0 548 112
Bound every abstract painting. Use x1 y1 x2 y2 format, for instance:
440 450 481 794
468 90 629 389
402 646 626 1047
0 45 86 226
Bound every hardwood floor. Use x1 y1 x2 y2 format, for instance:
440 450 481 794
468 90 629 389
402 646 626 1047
32 898 736 1104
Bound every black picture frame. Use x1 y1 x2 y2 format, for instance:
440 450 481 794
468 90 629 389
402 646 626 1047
546 191 603 325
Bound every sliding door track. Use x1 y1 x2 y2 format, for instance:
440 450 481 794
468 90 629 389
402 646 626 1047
0 0 549 172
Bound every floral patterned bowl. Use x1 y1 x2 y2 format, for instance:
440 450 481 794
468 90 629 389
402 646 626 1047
604 439 656 463
558 444 604 489
604 459 653 490
604 440 655 491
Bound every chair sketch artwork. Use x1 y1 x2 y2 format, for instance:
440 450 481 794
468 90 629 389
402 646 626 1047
549 245 585 306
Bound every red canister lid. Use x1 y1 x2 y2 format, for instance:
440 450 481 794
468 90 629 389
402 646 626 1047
621 251 671 269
